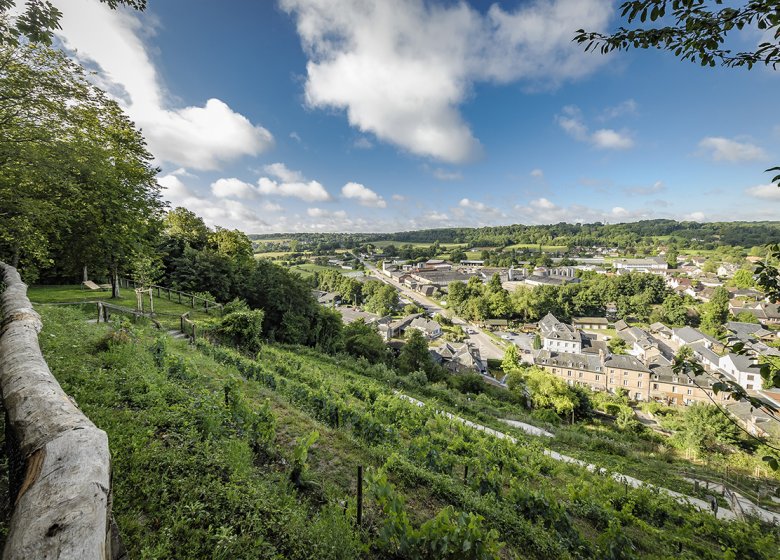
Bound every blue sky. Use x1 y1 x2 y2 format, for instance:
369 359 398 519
50 0 780 233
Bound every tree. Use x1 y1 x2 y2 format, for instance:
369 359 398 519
1 0 147 47
343 320 386 363
666 247 678 269
501 344 520 373
398 329 433 374
730 268 755 289
673 403 741 456
700 286 729 335
164 207 210 249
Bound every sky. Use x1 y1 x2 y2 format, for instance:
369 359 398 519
47 0 780 233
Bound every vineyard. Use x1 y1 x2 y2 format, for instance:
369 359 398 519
6 305 779 559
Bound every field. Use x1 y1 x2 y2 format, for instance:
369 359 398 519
7 303 778 559
289 263 346 278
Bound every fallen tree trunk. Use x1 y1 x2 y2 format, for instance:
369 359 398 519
0 263 112 559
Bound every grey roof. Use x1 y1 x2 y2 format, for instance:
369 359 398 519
648 365 721 387
689 341 721 366
726 321 764 340
535 349 603 371
724 352 762 374
572 317 608 324
539 313 580 343
410 317 441 334
603 354 651 373
614 319 629 332
673 326 716 345
389 313 423 331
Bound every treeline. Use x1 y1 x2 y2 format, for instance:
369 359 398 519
251 220 780 253
449 272 671 323
0 42 162 286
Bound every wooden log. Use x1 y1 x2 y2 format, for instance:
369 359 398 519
0 263 112 559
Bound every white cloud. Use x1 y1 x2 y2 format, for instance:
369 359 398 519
530 168 544 178
257 177 332 202
263 162 305 183
684 211 705 222
457 198 505 218
611 206 629 217
211 178 257 199
52 0 273 170
531 197 556 210
433 168 463 181
557 105 633 150
745 183 780 199
341 182 387 207
392 194 406 201
698 137 768 162
426 211 450 222
281 0 612 163
591 128 633 149
600 99 637 120
159 173 269 232
307 207 347 218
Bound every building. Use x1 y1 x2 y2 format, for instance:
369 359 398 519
408 317 442 339
613 256 668 274
719 353 764 391
538 313 583 353
435 342 485 374
572 317 609 330
648 365 731 406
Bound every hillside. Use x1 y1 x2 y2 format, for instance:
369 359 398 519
5 305 777 559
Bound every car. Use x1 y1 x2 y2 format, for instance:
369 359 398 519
501 334 512 340
466 328 476 335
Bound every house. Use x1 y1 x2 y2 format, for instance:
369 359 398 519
538 313 583 353
647 365 731 406
535 349 651 401
417 285 436 297
409 317 442 339
671 326 717 349
572 317 609 330
481 318 509 330
385 313 424 339
719 353 764 391
409 270 475 290
435 342 485 374
717 263 739 278
726 322 775 343
618 326 662 364
688 341 721 372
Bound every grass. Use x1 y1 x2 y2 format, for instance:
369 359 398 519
6 301 778 558
27 285 215 329
504 243 568 252
289 263 346 278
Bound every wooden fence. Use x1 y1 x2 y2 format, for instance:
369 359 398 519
119 278 223 315
0 263 116 559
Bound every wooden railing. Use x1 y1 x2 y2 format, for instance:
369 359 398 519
0 263 115 559
119 278 223 314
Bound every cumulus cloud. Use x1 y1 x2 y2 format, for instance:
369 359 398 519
513 198 653 224
698 137 768 162
307 207 347 218
264 162 305 183
684 211 705 222
530 168 544 178
557 105 634 149
745 183 780 199
457 198 505 218
353 137 374 149
257 177 332 202
599 99 637 120
52 0 274 170
392 194 406 201
341 182 387 207
159 173 269 232
211 178 257 199
281 0 612 163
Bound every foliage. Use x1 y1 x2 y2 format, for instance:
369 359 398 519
290 431 319 487
209 308 266 354
343 319 387 363
368 470 502 560
699 286 729 335
501 344 520 373
398 329 433 374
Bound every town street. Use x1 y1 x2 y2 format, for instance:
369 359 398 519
361 261 507 361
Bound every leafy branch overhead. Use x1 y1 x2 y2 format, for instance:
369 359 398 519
575 1 780 188
0 0 146 47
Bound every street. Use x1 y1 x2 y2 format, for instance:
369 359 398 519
362 261 507 362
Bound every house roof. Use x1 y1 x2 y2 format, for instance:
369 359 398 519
572 317 608 325
689 341 721 366
673 326 714 345
539 313 580 342
604 354 651 373
410 317 440 334
723 352 762 374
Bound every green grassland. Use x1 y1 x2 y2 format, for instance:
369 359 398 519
27 284 216 329
10 304 778 559
289 263 346 278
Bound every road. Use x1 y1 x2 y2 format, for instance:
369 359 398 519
361 261 507 362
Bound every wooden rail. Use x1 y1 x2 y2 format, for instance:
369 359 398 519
119 278 223 314
0 263 114 559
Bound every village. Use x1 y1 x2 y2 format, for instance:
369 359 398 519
311 248 780 437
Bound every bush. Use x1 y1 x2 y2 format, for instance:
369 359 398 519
211 309 265 353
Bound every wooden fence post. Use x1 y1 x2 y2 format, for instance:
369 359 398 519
357 465 363 527
96 302 101 323
191 295 195 309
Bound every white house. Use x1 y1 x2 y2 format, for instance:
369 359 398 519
719 353 763 391
538 313 582 353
